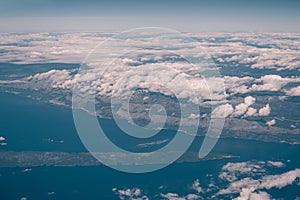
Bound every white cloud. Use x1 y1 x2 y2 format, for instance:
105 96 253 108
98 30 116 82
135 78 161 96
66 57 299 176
136 139 169 148
260 169 300 189
225 75 300 95
267 161 284 168
258 104 271 116
188 113 201 119
285 86 300 96
113 187 149 200
186 194 201 200
161 193 186 200
219 168 300 198
219 161 265 182
233 188 271 200
233 96 256 117
192 179 203 194
266 119 276 126
244 107 257 117
160 192 201 200
211 103 234 118
28 69 74 90
0 136 5 141
250 75 297 92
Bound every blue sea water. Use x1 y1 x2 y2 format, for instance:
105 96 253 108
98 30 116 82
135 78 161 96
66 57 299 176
0 92 300 199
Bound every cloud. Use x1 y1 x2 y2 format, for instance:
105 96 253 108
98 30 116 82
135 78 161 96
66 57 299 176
258 104 271 116
267 161 284 168
160 192 201 200
136 139 169 148
112 187 149 200
225 75 300 95
219 167 300 198
186 194 201 200
161 193 186 200
28 69 74 90
285 86 300 96
211 96 271 119
266 119 276 126
233 189 271 200
260 169 300 189
232 96 256 117
188 113 201 119
250 75 297 92
0 136 5 141
211 103 234 118
219 161 265 182
244 107 257 117
192 179 203 194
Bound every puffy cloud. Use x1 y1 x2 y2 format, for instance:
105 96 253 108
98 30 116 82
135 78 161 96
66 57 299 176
28 69 74 89
234 189 271 200
160 192 201 200
267 161 284 168
221 162 262 174
244 107 257 117
266 119 276 126
225 75 300 95
219 161 265 182
212 97 272 119
112 187 149 200
188 113 201 119
211 103 234 118
219 167 300 198
192 179 203 194
233 96 256 117
250 75 299 92
258 104 271 116
160 193 186 200
285 86 300 96
1 32 300 73
186 194 201 200
260 169 300 189
0 136 5 141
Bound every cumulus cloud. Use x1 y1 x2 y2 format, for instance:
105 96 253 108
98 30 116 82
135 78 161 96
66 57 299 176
244 107 257 117
258 104 271 116
260 169 300 189
251 75 291 92
27 69 74 90
1 32 300 73
0 136 5 141
211 103 234 118
233 96 256 117
219 161 265 182
211 96 272 119
160 192 201 200
266 119 276 126
225 75 300 95
219 165 300 199
192 179 203 194
161 193 185 200
112 187 149 200
267 161 284 168
285 86 300 96
233 189 271 200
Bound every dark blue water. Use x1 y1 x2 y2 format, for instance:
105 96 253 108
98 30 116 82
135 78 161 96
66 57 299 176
0 92 299 199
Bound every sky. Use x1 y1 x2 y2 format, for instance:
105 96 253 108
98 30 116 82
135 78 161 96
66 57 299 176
0 0 300 32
